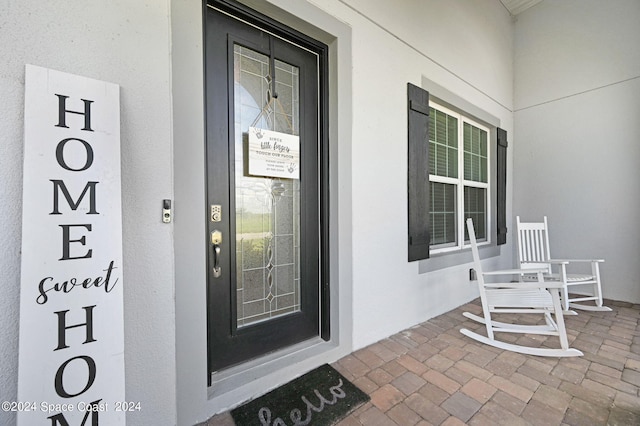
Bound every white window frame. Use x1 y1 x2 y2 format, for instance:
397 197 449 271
429 101 491 254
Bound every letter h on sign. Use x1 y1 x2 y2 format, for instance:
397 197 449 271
55 94 94 132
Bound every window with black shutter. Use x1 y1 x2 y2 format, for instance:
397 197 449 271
408 81 506 264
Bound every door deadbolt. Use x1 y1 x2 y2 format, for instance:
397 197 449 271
211 230 222 245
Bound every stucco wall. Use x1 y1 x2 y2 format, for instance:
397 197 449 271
0 1 176 425
513 0 640 303
329 0 514 349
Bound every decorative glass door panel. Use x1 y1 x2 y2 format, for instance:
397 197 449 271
233 44 301 327
204 2 327 375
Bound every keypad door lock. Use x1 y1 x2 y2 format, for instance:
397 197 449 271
211 205 222 222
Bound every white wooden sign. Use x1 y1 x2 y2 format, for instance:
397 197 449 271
18 65 126 425
248 127 300 179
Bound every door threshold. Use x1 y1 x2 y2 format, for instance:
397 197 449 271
207 336 343 404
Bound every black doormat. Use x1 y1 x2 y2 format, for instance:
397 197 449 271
231 364 370 425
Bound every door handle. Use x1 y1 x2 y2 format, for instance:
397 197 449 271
211 230 222 278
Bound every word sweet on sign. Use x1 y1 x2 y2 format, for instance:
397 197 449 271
18 65 126 425
248 127 300 179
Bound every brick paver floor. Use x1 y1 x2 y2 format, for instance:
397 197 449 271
203 298 640 425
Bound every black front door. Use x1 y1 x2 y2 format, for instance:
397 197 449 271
204 1 328 374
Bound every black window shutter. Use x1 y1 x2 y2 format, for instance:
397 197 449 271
496 127 508 245
407 83 430 261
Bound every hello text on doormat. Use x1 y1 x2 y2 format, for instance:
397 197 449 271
231 364 370 425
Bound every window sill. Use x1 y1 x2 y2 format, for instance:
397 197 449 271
418 243 500 274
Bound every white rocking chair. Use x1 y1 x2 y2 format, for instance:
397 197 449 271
516 216 610 312
460 218 583 357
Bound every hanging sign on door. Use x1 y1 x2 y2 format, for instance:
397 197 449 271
18 65 126 425
247 127 300 179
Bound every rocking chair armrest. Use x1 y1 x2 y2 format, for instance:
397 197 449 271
483 282 566 290
528 259 569 265
483 267 548 276
548 258 604 264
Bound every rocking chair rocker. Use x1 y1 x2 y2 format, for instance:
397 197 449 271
516 216 610 312
460 218 583 357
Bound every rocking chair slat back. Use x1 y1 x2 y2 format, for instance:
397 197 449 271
515 216 610 312
517 217 551 271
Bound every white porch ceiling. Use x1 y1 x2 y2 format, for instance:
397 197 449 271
500 0 544 15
